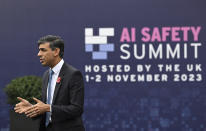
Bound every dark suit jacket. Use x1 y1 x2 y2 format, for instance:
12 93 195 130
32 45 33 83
39 62 85 131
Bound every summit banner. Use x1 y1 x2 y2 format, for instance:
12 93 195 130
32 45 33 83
84 26 203 83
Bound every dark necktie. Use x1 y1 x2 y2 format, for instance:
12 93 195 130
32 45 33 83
45 70 54 127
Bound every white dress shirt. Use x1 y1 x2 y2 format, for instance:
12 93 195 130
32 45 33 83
47 59 64 121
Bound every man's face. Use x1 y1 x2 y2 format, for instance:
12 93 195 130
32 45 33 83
37 42 55 67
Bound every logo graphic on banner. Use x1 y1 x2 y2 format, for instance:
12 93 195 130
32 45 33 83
85 28 114 60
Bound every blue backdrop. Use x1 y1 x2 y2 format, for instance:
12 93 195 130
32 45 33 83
0 0 206 130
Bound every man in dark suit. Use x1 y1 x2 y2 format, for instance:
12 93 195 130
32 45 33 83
14 35 85 131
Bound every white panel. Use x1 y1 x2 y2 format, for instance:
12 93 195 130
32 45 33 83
85 28 93 36
85 36 107 44
99 28 114 36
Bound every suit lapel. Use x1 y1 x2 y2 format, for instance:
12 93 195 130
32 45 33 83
52 63 66 104
42 70 49 103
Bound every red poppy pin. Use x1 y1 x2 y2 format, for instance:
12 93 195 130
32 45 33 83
56 77 61 83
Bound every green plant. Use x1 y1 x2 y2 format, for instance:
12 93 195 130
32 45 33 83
4 75 42 105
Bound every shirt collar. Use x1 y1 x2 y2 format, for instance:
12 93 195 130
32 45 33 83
50 59 64 74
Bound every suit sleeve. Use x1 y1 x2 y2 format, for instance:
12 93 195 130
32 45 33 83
51 71 84 122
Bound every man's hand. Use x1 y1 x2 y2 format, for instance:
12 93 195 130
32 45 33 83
14 97 32 114
25 97 50 118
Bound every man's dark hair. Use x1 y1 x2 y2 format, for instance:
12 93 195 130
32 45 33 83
38 35 64 58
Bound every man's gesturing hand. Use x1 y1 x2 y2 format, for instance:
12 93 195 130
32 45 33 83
25 97 50 118
14 97 32 114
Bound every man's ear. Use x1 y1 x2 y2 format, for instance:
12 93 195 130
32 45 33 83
54 48 60 57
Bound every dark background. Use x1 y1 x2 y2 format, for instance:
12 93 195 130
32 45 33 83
0 0 206 130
